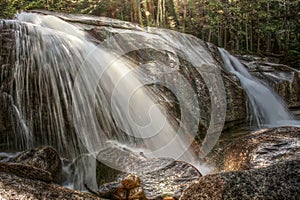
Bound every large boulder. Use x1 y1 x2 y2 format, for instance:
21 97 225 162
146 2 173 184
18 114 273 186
180 160 300 200
98 160 201 200
96 146 201 200
211 127 300 172
9 146 62 183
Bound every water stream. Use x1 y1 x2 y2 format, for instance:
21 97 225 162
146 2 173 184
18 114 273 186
218 48 299 128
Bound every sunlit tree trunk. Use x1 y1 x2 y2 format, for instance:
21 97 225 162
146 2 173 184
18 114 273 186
137 0 143 25
143 0 150 26
131 0 136 22
149 0 156 24
169 0 180 29
156 0 162 26
162 0 166 25
182 0 187 32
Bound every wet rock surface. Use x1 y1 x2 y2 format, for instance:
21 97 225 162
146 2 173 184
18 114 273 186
0 172 103 199
9 145 62 183
139 161 201 199
180 160 300 200
97 148 201 200
211 127 300 172
0 161 53 182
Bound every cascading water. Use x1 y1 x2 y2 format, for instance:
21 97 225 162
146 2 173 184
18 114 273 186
0 12 227 190
218 48 299 128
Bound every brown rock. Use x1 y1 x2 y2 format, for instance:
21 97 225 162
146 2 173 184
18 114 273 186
98 155 201 200
128 186 146 200
121 174 140 190
11 145 62 183
0 161 52 182
115 187 128 200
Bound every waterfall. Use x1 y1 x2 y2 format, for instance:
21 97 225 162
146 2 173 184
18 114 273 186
4 11 298 192
218 48 299 128
0 12 227 190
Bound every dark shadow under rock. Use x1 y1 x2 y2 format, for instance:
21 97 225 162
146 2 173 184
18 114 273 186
180 160 300 200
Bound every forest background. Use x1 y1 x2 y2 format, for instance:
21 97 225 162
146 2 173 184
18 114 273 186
1 0 299 67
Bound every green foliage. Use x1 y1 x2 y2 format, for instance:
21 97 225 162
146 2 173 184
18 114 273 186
0 0 17 19
0 0 299 67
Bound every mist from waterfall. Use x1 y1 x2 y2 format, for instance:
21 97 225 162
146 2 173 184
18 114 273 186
218 48 299 128
3 12 226 190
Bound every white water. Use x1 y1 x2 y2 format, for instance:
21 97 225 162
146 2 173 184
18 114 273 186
218 48 300 128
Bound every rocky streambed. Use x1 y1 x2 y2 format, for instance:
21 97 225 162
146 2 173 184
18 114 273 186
0 126 299 199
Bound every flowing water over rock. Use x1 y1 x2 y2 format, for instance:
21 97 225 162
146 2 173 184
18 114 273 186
218 48 300 128
0 11 228 190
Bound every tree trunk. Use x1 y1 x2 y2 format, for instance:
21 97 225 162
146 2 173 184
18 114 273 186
137 1 143 25
169 0 180 30
245 14 249 52
266 2 271 52
143 0 150 26
156 0 161 26
208 28 212 43
224 27 227 49
250 20 253 52
182 0 187 32
235 36 239 51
